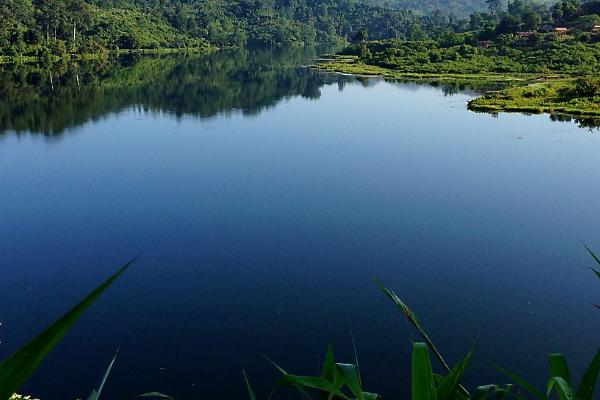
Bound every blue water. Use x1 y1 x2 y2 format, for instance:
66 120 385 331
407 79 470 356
1 51 600 399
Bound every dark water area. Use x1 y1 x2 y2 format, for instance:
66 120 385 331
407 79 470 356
1 48 600 400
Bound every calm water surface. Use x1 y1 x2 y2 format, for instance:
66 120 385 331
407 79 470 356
1 48 600 399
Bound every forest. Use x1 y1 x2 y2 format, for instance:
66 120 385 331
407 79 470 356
1 0 584 62
0 0 465 60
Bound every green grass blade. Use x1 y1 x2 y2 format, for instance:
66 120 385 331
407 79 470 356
412 342 437 400
546 377 576 400
263 354 289 376
336 363 364 400
87 349 119 400
242 367 257 400
549 353 572 386
279 375 348 399
0 257 136 400
495 364 546 400
379 283 470 397
583 244 600 268
379 284 450 372
266 354 347 400
435 350 472 400
576 348 600 400
351 330 362 387
321 341 336 381
139 393 176 399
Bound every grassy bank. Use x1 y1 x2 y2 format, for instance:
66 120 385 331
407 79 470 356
467 78 600 118
313 54 532 84
314 54 600 122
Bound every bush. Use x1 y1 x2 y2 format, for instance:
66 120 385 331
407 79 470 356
575 77 600 96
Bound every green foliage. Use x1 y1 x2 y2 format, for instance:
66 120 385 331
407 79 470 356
344 38 600 75
0 258 135 400
574 77 600 96
412 343 437 400
497 349 600 400
0 0 472 58
468 78 600 122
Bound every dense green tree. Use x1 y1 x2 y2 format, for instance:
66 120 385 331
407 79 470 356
495 14 522 33
552 0 583 21
353 27 369 42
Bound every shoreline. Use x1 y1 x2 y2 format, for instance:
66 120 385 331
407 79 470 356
312 55 600 121
313 55 535 83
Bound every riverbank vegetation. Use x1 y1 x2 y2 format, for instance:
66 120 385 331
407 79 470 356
3 246 600 400
316 0 600 120
468 77 600 118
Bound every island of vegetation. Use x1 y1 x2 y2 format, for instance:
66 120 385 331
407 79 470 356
315 0 600 122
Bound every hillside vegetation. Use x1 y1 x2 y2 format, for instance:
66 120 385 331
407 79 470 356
0 0 468 61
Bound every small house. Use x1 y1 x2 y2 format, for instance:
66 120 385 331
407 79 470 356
554 27 569 36
540 24 554 33
592 25 600 33
476 40 493 48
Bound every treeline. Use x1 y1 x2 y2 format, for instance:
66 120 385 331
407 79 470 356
344 0 600 75
0 0 465 60
470 0 600 38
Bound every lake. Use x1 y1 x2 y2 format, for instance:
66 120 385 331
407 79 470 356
1 47 600 400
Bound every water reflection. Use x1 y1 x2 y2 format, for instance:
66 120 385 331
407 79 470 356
1 47 598 136
0 47 357 136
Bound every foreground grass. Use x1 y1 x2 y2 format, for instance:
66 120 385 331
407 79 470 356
3 247 600 400
314 55 600 122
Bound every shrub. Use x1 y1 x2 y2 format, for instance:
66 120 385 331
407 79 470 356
575 77 600 96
